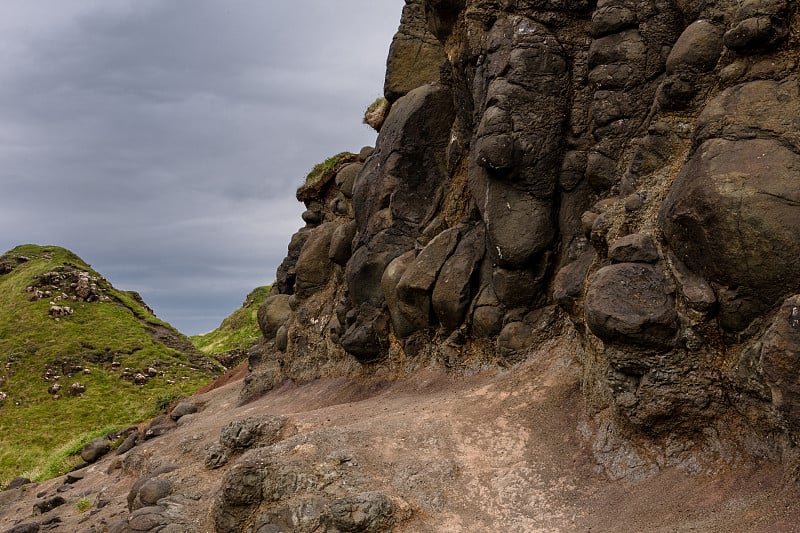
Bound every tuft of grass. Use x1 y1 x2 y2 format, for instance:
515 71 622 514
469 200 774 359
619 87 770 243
191 286 271 362
76 497 93 513
0 244 220 486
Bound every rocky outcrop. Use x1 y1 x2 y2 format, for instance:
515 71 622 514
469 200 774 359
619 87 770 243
252 0 800 481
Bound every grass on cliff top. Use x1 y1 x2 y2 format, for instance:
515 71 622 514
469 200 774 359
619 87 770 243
0 244 220 486
296 152 354 200
191 285 270 356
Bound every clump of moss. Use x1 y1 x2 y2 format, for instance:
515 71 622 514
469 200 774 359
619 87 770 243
364 97 389 131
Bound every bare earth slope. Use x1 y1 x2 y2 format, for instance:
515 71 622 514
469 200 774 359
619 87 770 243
2 337 797 532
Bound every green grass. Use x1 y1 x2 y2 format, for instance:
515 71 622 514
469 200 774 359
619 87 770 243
76 497 93 513
0 244 220 486
191 285 271 357
365 96 387 115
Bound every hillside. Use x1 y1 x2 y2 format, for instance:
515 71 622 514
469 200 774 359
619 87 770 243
190 285 270 368
0 245 221 485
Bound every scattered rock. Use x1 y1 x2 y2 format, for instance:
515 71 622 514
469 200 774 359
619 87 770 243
80 438 110 464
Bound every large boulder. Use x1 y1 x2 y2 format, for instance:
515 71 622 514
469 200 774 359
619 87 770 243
257 294 292 340
660 138 800 330
585 263 678 349
294 222 337 299
432 226 485 331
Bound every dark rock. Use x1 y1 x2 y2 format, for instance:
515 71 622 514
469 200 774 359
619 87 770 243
335 163 362 199
169 401 197 421
492 263 548 309
340 305 392 362
294 222 337 299
585 263 678 349
665 252 717 314
116 432 139 455
328 220 358 266
212 452 268 531
143 415 176 441
301 210 322 226
322 492 398 533
64 469 86 484
666 20 723 74
128 478 171 511
760 295 800 427
4 524 40 533
220 415 287 450
205 442 231 470
608 233 659 264
127 506 169 532
660 137 800 330
498 322 533 357
80 437 110 464
591 5 637 37
396 228 461 333
274 229 310 295
553 250 596 316
6 477 31 490
257 294 292 340
432 226 485 331
723 16 788 52
381 250 417 338
33 496 66 515
275 325 288 352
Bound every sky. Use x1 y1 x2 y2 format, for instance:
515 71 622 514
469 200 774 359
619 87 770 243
0 1 405 335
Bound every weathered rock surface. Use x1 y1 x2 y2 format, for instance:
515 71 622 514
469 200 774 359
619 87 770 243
242 0 800 484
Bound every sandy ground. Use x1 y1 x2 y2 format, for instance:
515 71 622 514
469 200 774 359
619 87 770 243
1 341 799 532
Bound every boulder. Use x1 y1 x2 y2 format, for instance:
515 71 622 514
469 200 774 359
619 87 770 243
294 222 337 299
322 492 398 533
585 263 678 349
219 416 287 451
608 233 659 264
665 20 723 74
335 163 362 199
143 415 176 441
169 402 197 421
328 220 358 266
128 478 171 511
340 305 391 362
553 250 596 316
432 226 485 331
80 437 110 464
660 137 800 330
257 294 292 340
381 250 418 338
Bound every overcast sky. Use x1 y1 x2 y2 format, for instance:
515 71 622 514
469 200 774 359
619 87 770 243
0 1 404 334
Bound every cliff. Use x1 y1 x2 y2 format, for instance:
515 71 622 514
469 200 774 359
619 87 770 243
256 0 800 479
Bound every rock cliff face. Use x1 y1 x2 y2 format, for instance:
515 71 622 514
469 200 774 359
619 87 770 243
257 0 800 478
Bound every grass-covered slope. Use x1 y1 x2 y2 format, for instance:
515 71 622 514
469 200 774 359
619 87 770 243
190 285 270 365
0 244 222 484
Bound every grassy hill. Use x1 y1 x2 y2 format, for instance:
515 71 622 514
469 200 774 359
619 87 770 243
0 244 222 485
191 285 270 366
